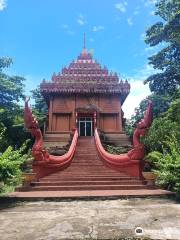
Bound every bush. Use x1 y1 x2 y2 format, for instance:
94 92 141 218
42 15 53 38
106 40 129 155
143 97 180 153
144 118 180 152
146 137 180 192
104 144 132 154
0 122 7 150
0 140 33 194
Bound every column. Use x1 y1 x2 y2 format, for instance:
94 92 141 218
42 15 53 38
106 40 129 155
48 97 53 131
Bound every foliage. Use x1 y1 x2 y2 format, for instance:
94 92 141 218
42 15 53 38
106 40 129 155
146 136 180 192
124 119 134 140
0 57 32 151
126 1 180 194
144 0 180 95
103 144 132 154
125 93 172 138
31 86 47 114
0 123 7 149
0 57 36 194
0 57 25 115
0 140 33 194
31 86 48 125
144 95 180 152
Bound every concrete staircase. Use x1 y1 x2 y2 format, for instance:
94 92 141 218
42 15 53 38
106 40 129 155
30 137 149 192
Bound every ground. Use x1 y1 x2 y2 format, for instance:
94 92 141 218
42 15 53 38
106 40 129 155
0 197 180 240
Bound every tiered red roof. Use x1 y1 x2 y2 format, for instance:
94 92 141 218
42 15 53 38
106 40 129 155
40 48 130 103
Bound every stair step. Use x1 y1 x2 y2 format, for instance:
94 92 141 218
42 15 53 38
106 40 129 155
29 185 149 191
70 164 104 166
41 176 136 182
74 156 98 158
72 158 100 161
43 174 130 178
19 136 149 195
32 180 142 186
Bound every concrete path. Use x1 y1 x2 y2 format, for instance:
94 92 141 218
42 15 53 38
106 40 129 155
0 197 179 240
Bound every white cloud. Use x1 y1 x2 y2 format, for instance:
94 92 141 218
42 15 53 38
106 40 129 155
145 46 153 51
133 53 138 58
0 0 7 11
122 62 161 118
150 10 155 15
122 79 150 118
135 45 160 58
61 24 69 29
127 17 133 26
133 10 139 15
92 25 105 32
144 45 161 56
115 1 127 13
140 33 146 41
89 38 94 42
61 24 75 35
77 14 87 26
24 74 43 96
135 63 160 80
144 0 157 7
67 30 75 35
144 46 157 52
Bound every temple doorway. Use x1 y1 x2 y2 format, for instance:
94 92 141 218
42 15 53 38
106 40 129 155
78 117 93 136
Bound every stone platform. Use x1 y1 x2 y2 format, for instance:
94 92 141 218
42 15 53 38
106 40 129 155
0 198 179 240
8 189 174 201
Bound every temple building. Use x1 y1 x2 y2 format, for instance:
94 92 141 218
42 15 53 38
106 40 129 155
40 41 130 146
21 38 166 197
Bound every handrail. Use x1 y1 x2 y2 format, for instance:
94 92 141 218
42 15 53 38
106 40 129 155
32 129 78 179
48 129 78 164
94 128 131 165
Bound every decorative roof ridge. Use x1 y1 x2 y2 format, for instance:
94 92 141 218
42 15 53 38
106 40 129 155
41 37 128 86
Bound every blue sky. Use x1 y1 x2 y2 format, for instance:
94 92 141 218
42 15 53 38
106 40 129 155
0 0 159 118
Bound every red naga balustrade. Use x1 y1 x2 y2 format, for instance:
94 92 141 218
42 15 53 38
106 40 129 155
24 97 78 179
94 100 153 178
24 96 152 179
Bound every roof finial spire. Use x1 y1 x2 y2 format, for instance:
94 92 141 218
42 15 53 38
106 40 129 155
84 32 86 49
82 33 87 54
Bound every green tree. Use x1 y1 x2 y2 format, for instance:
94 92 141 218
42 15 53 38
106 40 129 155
0 57 25 126
31 86 47 115
0 58 25 108
125 94 172 138
31 86 48 127
145 0 180 94
0 57 31 151
144 91 180 152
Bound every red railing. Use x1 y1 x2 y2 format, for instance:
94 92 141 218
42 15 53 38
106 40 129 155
33 129 78 179
94 128 141 177
94 128 131 165
48 129 78 164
